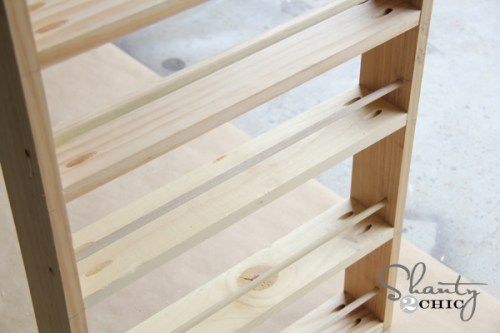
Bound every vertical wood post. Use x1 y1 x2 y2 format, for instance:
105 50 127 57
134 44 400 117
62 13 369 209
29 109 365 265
344 0 433 327
0 1 87 332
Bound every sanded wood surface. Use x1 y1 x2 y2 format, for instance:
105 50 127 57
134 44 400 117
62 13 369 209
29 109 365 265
75 89 407 307
1 44 498 333
55 0 421 201
29 0 205 66
0 1 86 332
130 200 393 332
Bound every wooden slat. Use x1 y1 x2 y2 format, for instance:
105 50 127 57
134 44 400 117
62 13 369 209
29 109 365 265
345 0 433 327
0 1 87 331
56 0 421 201
53 0 365 146
73 83 401 261
283 290 379 332
172 201 386 332
75 90 407 306
30 0 206 67
129 200 393 332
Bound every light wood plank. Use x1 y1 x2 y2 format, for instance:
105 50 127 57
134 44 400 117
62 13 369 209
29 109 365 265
73 84 401 260
75 91 407 306
283 290 379 332
172 201 385 332
130 200 393 332
345 0 434 328
56 0 421 201
30 0 206 67
53 0 365 146
0 1 86 331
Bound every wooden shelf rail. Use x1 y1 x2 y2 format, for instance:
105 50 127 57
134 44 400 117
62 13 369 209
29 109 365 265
171 201 386 333
1 0 433 331
283 289 379 332
129 200 394 332
29 0 206 67
75 87 407 307
55 0 421 201
73 82 402 261
53 0 366 146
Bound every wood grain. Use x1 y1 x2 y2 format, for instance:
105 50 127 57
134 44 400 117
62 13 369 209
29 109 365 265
31 0 206 66
345 0 434 327
0 1 86 332
55 0 421 201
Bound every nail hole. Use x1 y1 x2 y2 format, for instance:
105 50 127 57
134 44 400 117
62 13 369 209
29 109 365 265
238 265 278 291
66 151 96 168
353 318 362 326
48 266 54 274
85 260 112 277
28 1 45 12
362 224 373 233
36 19 68 34
331 304 346 313
384 8 393 15
364 109 382 120
339 211 354 220
344 96 361 106
24 149 31 158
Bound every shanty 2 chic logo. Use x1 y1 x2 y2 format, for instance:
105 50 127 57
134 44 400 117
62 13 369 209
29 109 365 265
378 262 487 321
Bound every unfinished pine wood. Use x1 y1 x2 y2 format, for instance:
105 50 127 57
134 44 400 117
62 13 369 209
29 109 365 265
0 1 86 332
53 0 365 146
75 90 406 306
73 84 401 260
30 0 205 67
130 200 393 332
172 201 386 332
283 289 379 332
56 0 421 201
345 0 434 327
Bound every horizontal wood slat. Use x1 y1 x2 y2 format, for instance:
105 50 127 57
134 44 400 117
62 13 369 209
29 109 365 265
129 200 392 332
53 0 365 146
29 0 206 66
283 289 379 332
74 87 407 306
56 0 420 201
73 83 401 261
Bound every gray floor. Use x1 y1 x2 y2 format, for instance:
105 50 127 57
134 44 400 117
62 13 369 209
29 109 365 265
115 0 500 297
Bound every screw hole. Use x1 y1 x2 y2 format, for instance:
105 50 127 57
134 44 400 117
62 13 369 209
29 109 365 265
353 318 362 326
344 96 361 106
339 211 354 220
384 8 393 15
364 109 382 120
362 224 373 233
331 304 346 313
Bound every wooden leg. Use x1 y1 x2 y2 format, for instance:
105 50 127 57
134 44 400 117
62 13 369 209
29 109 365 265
0 1 87 332
344 0 433 328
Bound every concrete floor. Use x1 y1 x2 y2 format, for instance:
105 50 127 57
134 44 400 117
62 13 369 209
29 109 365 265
115 0 500 297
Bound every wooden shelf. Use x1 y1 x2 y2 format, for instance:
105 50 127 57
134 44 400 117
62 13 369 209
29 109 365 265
283 290 381 332
29 0 206 66
73 86 406 306
129 200 392 332
55 0 420 201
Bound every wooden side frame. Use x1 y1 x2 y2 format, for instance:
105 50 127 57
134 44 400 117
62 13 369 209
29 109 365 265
0 1 86 332
345 0 433 327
